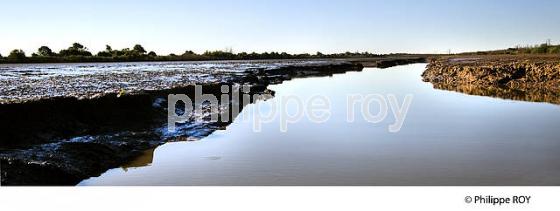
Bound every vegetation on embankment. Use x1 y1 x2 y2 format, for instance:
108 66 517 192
0 42 402 64
422 55 560 104
459 42 560 55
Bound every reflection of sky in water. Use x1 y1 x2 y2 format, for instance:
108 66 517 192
80 64 560 186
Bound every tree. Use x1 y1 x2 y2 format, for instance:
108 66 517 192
183 50 195 55
59 42 92 57
147 51 157 57
115 48 131 56
203 50 235 59
97 45 113 57
71 43 85 50
133 44 146 54
37 46 55 56
181 50 197 58
8 49 26 61
97 51 112 57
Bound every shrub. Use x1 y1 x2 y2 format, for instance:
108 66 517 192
59 42 93 57
133 44 147 54
547 46 560 54
37 46 55 56
8 49 26 61
97 51 112 57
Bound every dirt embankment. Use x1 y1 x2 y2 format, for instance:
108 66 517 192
422 55 560 104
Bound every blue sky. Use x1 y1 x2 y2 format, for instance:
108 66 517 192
1 0 559 55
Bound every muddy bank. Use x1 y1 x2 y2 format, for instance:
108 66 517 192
422 55 560 104
0 61 363 185
0 60 359 104
0 85 256 185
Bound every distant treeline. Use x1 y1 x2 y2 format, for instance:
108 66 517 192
0 43 382 63
462 43 560 55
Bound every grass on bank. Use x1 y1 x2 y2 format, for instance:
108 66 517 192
460 43 560 55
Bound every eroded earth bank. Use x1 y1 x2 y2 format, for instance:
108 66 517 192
422 55 560 104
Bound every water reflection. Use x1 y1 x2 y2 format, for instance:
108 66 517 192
121 148 155 171
431 83 560 105
80 64 560 186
